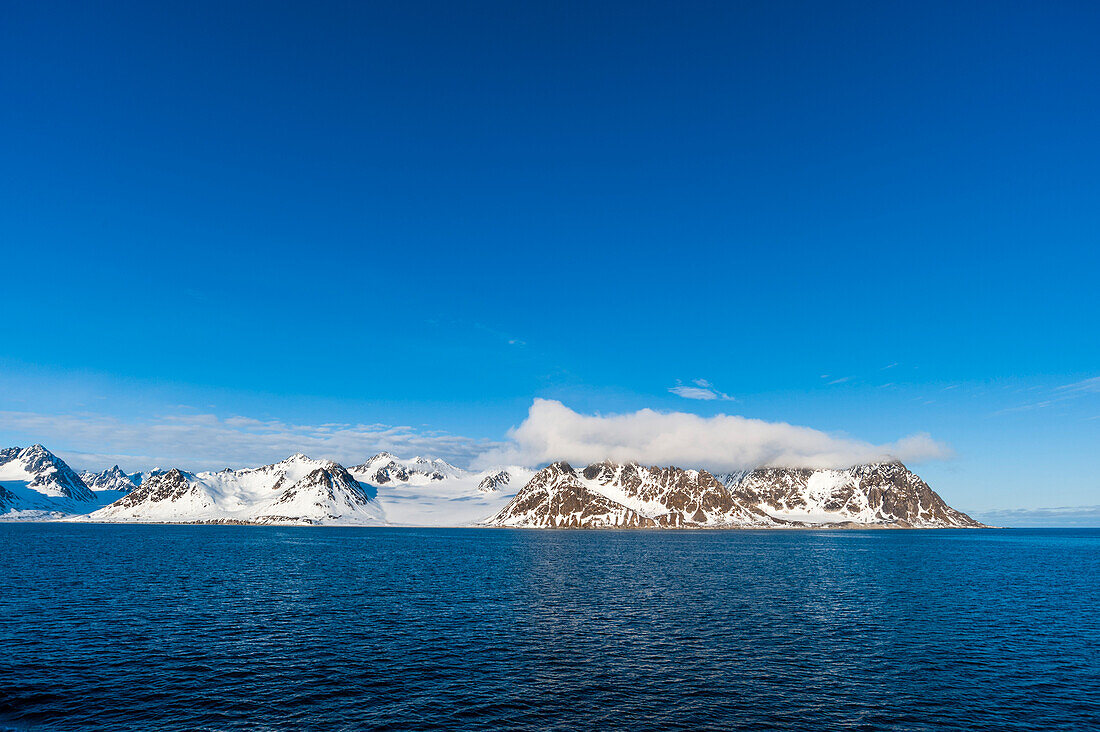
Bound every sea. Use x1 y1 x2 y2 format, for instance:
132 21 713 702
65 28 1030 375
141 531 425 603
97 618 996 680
1 525 1097 730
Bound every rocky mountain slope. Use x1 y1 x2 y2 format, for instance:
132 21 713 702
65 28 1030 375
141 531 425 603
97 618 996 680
486 461 983 529
722 462 979 527
88 454 381 525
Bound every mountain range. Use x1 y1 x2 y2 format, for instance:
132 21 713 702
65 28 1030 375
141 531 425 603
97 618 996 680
0 444 984 528
485 460 983 528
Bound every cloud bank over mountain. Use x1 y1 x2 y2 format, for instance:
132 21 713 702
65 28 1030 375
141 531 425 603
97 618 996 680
1 398 950 474
475 399 951 472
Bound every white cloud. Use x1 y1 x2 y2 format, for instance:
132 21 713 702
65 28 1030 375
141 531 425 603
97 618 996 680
669 379 735 401
0 410 499 473
475 399 951 472
1057 376 1100 394
1 399 953 476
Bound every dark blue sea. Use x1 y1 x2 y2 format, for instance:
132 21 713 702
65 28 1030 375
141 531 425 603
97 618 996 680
1 525 1097 731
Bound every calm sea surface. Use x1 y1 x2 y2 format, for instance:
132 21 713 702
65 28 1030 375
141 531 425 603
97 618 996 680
1 525 1097 731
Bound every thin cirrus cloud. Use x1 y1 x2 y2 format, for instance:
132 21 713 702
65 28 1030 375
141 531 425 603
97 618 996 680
474 399 952 472
1056 376 1100 394
995 374 1100 414
669 378 735 401
0 409 500 472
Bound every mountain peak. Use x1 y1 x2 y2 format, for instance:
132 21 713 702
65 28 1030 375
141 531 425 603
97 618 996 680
0 444 95 503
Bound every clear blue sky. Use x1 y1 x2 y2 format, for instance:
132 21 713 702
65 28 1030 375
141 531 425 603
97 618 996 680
1 1 1098 517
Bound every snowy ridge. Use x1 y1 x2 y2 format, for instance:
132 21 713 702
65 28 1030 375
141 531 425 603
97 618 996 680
88 454 382 525
487 461 983 529
81 465 138 494
349 456 532 526
350 452 464 485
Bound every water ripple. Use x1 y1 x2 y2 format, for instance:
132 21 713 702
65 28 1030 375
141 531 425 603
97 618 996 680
0 526 1097 730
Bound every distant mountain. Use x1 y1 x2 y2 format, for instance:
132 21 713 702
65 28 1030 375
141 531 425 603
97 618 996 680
348 454 532 525
0 445 96 518
486 461 983 529
88 454 381 525
80 465 138 494
127 469 167 487
476 469 512 493
350 452 464 484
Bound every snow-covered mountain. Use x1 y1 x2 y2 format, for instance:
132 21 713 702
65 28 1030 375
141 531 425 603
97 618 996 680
477 470 512 493
348 454 532 526
127 469 167 487
486 461 983 529
88 454 382 525
80 465 138 494
0 445 97 519
350 452 464 484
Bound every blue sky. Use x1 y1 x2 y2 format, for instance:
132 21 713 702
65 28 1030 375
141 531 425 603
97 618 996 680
1 1 1098 518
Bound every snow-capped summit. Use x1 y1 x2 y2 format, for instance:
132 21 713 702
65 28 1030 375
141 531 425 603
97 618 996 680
80 465 138 494
0 445 95 501
0 445 96 518
351 452 463 485
477 469 511 493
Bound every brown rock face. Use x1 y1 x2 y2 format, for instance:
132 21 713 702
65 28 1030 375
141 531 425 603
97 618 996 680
107 468 214 508
267 465 372 512
729 462 983 527
486 461 984 529
486 462 652 528
111 469 211 509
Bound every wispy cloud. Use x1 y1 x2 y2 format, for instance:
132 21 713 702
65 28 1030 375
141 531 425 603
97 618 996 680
0 410 500 473
971 504 1100 528
475 399 951 472
1056 376 1100 395
995 374 1100 415
669 378 735 401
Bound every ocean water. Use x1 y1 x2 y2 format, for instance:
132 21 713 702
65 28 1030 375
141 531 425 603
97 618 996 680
0 526 1097 731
